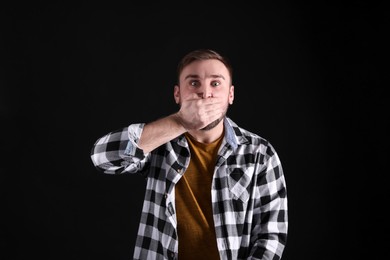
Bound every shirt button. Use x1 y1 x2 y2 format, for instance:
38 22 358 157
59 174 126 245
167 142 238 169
176 168 182 173
164 193 168 199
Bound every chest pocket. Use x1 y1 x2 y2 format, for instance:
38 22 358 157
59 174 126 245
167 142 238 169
227 166 255 204
225 166 256 228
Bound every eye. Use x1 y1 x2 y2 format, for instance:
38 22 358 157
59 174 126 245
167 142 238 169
190 80 199 87
211 81 220 87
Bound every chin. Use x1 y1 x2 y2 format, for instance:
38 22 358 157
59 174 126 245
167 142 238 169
201 117 224 131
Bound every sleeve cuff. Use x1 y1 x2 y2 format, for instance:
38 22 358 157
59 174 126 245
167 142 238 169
124 123 146 157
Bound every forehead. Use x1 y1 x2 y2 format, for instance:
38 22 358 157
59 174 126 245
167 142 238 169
180 59 230 80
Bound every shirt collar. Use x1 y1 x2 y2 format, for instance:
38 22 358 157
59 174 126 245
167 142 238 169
223 117 249 149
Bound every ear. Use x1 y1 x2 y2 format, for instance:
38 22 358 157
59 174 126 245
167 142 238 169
228 85 234 105
174 85 180 104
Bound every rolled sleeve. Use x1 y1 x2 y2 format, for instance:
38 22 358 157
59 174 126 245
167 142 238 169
90 123 150 175
124 123 147 158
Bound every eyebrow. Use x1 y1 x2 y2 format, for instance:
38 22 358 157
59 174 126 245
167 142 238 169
184 74 226 80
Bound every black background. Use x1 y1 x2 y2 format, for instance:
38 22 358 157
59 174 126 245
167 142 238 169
1 2 388 260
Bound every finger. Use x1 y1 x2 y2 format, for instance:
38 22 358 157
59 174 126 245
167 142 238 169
183 93 203 101
202 97 225 108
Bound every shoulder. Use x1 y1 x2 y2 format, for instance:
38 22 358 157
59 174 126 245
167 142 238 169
226 117 269 146
226 117 279 157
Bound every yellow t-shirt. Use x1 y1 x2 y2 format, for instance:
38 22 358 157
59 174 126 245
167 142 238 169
175 132 224 260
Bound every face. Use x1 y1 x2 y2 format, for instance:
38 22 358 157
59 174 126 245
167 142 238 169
174 59 234 131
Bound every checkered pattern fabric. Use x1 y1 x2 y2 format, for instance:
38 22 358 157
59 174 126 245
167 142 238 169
91 117 288 260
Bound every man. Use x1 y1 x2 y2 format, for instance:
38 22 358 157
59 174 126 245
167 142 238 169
90 49 288 259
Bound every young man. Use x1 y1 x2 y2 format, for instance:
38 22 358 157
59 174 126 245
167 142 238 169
90 49 288 259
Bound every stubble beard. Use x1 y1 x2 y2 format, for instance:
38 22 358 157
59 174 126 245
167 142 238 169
200 107 228 131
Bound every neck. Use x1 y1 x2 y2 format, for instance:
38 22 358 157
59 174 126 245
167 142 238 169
187 120 224 144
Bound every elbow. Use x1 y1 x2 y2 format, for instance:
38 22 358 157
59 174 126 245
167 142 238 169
90 147 115 174
90 153 108 173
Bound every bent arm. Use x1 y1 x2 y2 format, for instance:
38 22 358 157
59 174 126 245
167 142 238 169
90 114 186 174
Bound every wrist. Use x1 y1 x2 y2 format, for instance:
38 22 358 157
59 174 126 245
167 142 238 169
171 113 187 133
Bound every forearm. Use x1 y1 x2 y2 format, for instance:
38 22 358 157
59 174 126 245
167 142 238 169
249 200 287 259
138 113 186 153
249 224 287 260
250 146 288 259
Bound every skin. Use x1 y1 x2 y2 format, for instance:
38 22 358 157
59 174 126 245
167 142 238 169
138 59 234 153
174 59 234 142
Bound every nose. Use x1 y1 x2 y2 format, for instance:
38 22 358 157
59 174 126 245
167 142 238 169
197 85 213 99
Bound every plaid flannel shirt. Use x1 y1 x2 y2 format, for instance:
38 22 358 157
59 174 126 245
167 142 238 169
90 117 288 260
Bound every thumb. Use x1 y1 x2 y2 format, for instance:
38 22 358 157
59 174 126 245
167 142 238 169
185 92 203 101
